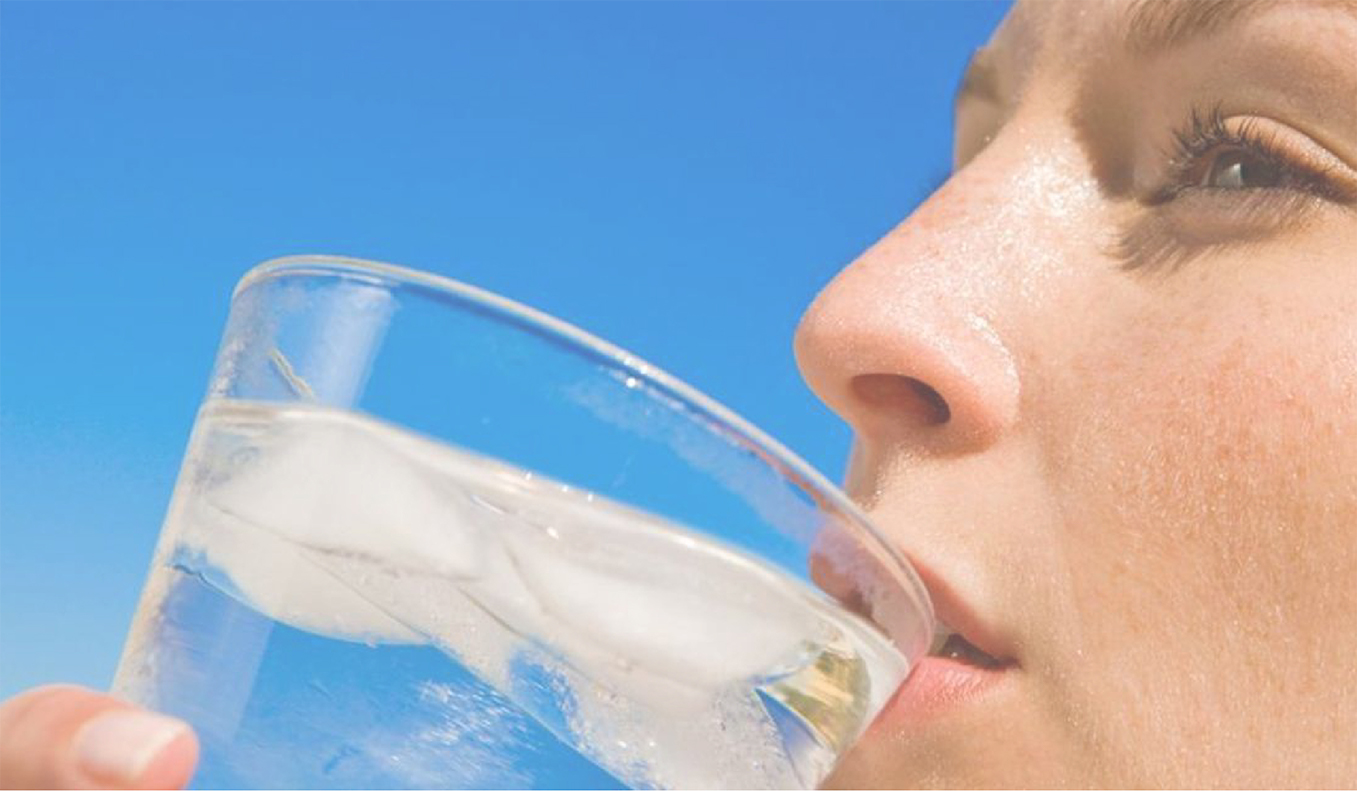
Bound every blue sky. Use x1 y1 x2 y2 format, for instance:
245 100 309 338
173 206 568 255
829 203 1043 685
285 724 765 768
0 1 1008 701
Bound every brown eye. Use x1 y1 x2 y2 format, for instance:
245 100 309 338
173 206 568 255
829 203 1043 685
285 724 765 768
1200 148 1282 189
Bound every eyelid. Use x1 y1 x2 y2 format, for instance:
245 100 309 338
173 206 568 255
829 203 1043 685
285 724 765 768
955 47 1002 107
1156 110 1357 204
1115 107 1357 273
1246 116 1357 200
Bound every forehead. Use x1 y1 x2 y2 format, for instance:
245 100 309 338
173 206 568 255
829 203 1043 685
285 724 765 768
970 0 1357 114
999 0 1357 61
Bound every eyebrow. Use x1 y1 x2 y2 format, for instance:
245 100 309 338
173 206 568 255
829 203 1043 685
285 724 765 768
1124 0 1357 55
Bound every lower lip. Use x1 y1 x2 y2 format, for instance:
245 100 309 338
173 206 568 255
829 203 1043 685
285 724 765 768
874 655 1013 724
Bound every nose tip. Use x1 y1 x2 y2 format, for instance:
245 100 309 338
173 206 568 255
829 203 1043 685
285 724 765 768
794 284 1020 456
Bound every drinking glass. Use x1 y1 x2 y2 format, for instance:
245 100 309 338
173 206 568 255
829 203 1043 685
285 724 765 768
113 255 933 789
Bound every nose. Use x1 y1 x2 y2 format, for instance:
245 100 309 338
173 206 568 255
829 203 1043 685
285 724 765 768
793 178 1023 457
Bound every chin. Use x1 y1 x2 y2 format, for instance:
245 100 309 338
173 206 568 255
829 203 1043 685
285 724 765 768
826 742 1082 790
824 683 1088 789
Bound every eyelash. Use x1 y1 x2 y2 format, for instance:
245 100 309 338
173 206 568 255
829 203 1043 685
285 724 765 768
1114 104 1352 272
1154 104 1342 204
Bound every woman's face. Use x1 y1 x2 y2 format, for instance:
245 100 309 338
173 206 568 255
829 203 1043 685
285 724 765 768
795 0 1357 786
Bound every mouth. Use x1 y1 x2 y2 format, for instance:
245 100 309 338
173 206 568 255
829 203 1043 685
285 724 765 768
926 622 1012 670
808 532 1018 725
867 621 1016 728
869 553 1020 726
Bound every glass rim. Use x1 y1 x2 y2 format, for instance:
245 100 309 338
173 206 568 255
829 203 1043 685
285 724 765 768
235 253 934 629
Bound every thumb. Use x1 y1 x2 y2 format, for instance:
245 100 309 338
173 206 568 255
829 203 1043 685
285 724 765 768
0 685 198 790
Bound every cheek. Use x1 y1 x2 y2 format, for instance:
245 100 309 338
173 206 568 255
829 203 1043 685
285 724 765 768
1037 286 1357 777
1078 295 1357 607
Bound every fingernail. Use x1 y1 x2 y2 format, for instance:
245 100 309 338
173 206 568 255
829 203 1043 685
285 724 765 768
73 709 189 786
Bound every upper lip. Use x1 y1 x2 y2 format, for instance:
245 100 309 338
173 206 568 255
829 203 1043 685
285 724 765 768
810 524 1017 667
906 554 1017 667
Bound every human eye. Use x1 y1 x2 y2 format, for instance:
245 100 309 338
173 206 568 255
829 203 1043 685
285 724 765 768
1155 105 1351 203
1117 105 1357 271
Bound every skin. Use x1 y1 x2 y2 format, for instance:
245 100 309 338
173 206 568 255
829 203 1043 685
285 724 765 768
0 686 197 789
800 0 1357 787
3 1 1355 788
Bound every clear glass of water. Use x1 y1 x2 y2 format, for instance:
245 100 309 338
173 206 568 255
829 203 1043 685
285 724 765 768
113 255 934 790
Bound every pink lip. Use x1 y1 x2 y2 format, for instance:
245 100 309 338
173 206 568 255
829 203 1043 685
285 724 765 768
903 557 1012 665
843 547 1019 728
873 653 1013 726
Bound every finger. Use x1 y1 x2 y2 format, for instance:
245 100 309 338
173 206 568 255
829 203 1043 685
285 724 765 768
0 684 198 790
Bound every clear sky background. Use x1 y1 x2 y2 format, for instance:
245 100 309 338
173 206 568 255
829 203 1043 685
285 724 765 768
0 1 1008 702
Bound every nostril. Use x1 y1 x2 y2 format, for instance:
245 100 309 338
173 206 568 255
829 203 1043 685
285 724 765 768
850 374 952 426
907 378 952 424
907 377 952 424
